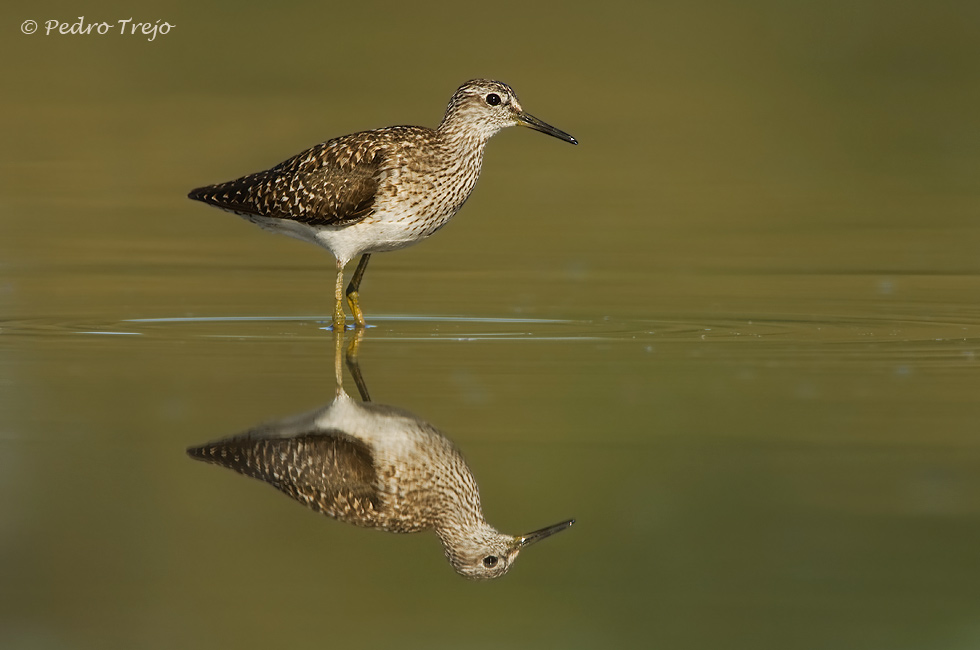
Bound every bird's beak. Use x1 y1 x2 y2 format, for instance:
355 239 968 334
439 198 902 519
518 518 576 548
516 112 578 145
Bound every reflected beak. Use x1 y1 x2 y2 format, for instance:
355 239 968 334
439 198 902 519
517 112 578 145
518 518 576 548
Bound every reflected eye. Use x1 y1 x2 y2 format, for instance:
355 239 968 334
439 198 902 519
483 555 498 568
485 93 501 106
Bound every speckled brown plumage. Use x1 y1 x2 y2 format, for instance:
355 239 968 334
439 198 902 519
186 403 470 536
188 430 386 527
188 79 577 329
188 130 395 227
187 351 574 579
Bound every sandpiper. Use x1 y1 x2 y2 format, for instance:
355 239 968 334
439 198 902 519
187 333 574 579
188 79 577 329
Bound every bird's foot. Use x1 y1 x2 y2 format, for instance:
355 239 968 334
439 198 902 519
347 291 367 328
331 305 347 331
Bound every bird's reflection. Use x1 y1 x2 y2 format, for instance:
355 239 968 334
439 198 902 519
187 332 573 579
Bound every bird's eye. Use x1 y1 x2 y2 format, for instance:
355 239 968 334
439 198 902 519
483 555 498 568
485 93 501 106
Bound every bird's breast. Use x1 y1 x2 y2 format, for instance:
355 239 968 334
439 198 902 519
371 146 484 235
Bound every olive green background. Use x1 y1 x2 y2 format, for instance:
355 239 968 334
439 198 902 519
2 1 979 649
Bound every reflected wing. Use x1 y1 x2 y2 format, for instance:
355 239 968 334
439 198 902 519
188 430 383 524
188 132 388 227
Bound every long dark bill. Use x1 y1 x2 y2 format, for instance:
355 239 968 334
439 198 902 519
518 112 578 145
519 518 576 548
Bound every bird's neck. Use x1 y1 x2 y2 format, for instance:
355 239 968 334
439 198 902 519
433 513 498 568
437 110 494 155
430 124 488 201
434 503 487 535
430 470 488 544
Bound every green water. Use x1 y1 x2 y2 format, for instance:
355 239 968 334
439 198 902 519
3 1 980 649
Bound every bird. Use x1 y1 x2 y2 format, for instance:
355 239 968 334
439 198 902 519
186 333 575 579
188 79 577 330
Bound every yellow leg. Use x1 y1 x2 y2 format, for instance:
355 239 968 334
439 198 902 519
345 254 371 328
332 259 346 330
331 326 345 393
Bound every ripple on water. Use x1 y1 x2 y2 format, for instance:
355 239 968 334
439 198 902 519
1 309 979 365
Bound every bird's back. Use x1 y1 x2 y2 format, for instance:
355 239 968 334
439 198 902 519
187 126 441 228
188 429 399 529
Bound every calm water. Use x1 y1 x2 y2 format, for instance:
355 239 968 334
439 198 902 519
3 2 980 649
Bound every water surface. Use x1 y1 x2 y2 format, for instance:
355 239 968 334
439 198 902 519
3 2 980 649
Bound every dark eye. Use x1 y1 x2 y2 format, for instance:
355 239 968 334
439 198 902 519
483 555 498 568
485 93 501 106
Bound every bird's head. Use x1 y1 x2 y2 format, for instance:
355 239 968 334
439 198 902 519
440 79 578 145
441 518 575 580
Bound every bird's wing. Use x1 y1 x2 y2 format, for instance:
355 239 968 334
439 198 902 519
188 132 390 227
187 430 383 518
